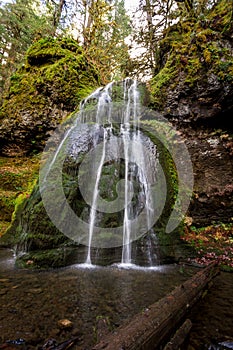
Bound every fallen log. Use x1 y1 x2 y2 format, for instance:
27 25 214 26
163 318 192 350
92 263 219 350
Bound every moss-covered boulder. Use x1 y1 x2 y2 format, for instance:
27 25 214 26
0 37 100 155
150 0 233 126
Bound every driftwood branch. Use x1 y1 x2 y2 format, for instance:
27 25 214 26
92 263 219 350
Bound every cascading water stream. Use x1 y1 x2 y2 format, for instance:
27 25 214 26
80 79 158 267
85 128 107 265
121 80 137 265
84 82 114 265
121 126 131 265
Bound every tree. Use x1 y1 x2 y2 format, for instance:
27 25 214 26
129 0 177 77
41 0 68 35
72 0 132 81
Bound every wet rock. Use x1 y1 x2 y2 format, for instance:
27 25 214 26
209 343 233 350
39 337 79 350
184 129 233 226
40 338 57 349
0 338 26 350
149 0 233 229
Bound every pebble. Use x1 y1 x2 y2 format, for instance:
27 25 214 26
57 319 73 330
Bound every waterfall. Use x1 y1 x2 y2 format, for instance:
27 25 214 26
79 79 157 266
41 78 161 268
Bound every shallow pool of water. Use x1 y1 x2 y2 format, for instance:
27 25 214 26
0 249 232 350
0 249 198 349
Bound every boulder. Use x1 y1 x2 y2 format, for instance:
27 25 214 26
0 37 100 155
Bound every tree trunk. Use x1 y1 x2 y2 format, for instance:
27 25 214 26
52 0 66 34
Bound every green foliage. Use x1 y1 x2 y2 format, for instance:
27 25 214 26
0 0 132 96
81 0 132 82
0 0 56 100
4 36 99 106
182 223 233 269
15 248 73 269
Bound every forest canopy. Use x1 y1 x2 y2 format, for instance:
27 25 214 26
0 0 232 102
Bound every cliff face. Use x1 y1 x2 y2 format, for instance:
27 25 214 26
184 127 233 226
0 37 100 156
150 0 233 125
150 0 233 226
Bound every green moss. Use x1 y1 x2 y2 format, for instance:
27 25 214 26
208 0 233 32
0 192 16 221
5 37 99 108
26 37 83 64
0 221 10 237
141 120 180 229
150 65 177 108
15 248 73 269
0 156 40 238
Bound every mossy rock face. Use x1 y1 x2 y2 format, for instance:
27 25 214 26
2 182 74 250
0 155 40 238
3 120 193 268
150 0 233 125
0 37 100 155
15 248 79 269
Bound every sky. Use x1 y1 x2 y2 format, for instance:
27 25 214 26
124 0 139 11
